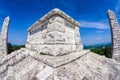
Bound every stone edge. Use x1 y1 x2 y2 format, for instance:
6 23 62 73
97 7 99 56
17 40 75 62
27 8 80 32
0 48 90 74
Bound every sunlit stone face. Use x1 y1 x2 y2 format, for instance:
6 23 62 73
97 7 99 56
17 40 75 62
47 15 65 33
26 9 83 56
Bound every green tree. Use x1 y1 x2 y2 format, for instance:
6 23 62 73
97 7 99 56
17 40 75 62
103 47 111 58
7 43 13 54
90 46 111 58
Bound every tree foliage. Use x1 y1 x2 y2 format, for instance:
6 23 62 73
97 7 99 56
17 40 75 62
90 46 111 58
7 43 13 54
7 43 25 54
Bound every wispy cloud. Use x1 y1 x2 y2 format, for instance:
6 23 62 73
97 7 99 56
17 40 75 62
96 30 104 33
96 37 102 41
79 21 109 29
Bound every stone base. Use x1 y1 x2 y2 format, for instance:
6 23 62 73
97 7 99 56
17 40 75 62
26 44 83 56
0 48 120 80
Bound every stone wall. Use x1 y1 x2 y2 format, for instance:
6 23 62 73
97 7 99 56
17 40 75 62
0 16 10 59
108 10 120 62
26 10 83 56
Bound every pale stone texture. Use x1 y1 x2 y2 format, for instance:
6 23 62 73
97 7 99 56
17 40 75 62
26 8 83 56
0 48 120 80
108 10 120 62
54 52 120 80
0 8 120 80
0 16 10 59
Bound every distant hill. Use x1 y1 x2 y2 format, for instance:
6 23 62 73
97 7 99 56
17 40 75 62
12 45 25 51
84 42 111 49
84 42 112 58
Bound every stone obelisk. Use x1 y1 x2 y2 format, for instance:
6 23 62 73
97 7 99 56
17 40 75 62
108 10 120 62
0 16 10 59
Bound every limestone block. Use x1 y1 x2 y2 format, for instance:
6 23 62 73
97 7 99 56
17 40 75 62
76 44 83 51
47 16 65 33
30 24 43 35
29 50 89 68
65 27 75 44
25 8 83 56
75 37 81 45
27 29 47 44
0 72 7 80
54 44 76 56
65 21 75 29
25 43 31 49
65 25 75 34
45 31 66 44
30 44 76 56
36 66 53 80
12 56 52 80
54 66 80 80
65 33 75 44
75 27 82 45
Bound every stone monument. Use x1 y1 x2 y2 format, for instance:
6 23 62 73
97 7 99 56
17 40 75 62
0 16 10 59
26 8 83 56
108 10 120 62
0 8 120 80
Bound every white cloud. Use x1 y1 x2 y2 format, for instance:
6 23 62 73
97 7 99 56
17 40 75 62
79 21 109 29
96 37 102 41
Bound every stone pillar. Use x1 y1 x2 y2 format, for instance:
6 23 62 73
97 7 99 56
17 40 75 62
0 16 10 59
107 10 120 62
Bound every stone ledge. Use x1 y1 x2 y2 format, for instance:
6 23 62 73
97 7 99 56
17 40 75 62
0 48 90 74
32 50 90 68
26 44 83 56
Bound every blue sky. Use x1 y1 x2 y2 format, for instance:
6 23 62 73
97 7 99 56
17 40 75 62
0 0 119 46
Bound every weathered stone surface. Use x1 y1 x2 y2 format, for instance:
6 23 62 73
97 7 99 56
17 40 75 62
26 8 83 56
54 52 120 80
26 44 78 56
45 31 66 44
0 48 120 80
47 15 65 33
0 16 10 59
0 48 54 80
108 10 120 62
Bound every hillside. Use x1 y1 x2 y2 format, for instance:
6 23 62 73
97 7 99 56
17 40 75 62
84 42 112 58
